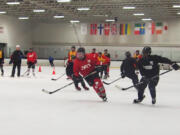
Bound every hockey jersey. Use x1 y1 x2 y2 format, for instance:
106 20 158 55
68 51 77 61
89 52 98 59
97 55 110 65
138 55 172 78
27 51 37 63
73 54 98 77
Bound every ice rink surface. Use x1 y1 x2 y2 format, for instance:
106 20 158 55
0 66 180 135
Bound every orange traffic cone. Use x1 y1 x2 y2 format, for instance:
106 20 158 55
52 67 56 75
39 66 42 72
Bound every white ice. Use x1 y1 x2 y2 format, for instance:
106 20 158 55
0 66 180 135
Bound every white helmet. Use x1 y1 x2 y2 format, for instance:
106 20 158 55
16 45 20 48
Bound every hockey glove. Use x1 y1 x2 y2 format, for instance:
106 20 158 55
172 63 180 70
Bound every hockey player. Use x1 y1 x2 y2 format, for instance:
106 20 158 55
68 46 77 62
0 48 4 76
89 48 98 59
133 50 142 61
11 45 24 77
121 51 139 90
26 48 37 76
49 56 54 67
73 47 107 101
97 52 110 79
66 56 89 91
134 46 180 104
103 49 111 77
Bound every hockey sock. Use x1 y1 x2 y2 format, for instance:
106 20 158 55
93 78 107 98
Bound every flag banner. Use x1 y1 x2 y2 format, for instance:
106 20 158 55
134 23 145 35
111 24 117 35
163 22 168 33
89 23 167 36
148 22 168 35
90 24 97 35
151 22 155 35
0 27 4 33
98 24 104 35
156 22 163 34
81 24 87 35
104 23 110 36
120 24 131 35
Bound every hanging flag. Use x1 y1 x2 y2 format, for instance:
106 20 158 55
104 23 110 36
90 24 97 35
81 24 87 35
134 23 145 35
120 24 124 35
151 22 156 35
120 24 131 35
149 22 167 35
98 24 104 35
163 22 168 31
0 27 4 33
156 22 163 34
125 24 131 35
111 24 117 35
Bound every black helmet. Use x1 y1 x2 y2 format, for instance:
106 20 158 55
142 46 151 55
125 51 131 58
71 46 76 49
98 52 102 55
77 47 85 54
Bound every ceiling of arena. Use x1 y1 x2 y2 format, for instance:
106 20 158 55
0 0 180 22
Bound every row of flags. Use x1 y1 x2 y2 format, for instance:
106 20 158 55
81 22 168 36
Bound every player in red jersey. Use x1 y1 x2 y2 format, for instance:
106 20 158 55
73 47 107 101
26 48 37 76
89 48 98 59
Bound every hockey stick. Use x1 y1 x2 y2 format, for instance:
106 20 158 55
103 77 122 85
42 82 74 94
121 69 173 91
21 70 29 77
51 73 66 81
42 71 97 94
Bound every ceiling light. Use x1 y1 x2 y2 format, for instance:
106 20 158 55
18 17 29 20
123 6 135 9
57 0 71 2
142 18 152 21
54 15 64 18
173 5 180 8
0 11 7 14
70 20 80 23
133 13 144 16
33 9 45 13
105 19 115 22
6 2 20 5
77 7 90 11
